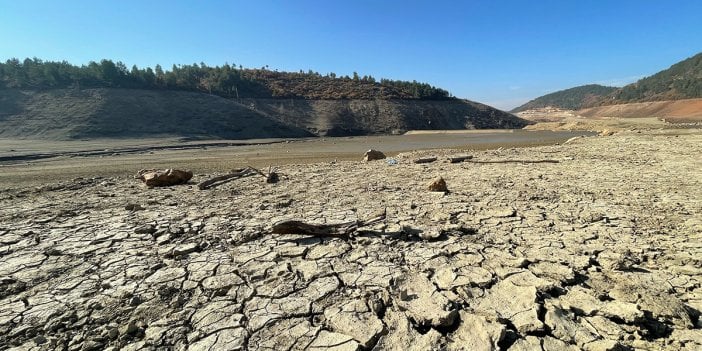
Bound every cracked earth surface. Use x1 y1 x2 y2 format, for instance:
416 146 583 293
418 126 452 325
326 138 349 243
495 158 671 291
1 131 701 350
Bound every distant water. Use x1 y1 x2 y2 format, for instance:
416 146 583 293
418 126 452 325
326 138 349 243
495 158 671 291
265 130 595 155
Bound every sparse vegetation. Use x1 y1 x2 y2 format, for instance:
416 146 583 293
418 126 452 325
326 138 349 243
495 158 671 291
516 52 702 111
0 58 453 100
511 84 617 112
605 52 702 103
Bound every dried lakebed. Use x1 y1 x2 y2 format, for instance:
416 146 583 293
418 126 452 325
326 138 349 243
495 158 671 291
1 131 701 350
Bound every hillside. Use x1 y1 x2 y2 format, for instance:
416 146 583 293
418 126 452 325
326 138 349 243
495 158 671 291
603 52 702 104
516 52 702 114
578 98 702 122
511 84 617 112
0 88 529 140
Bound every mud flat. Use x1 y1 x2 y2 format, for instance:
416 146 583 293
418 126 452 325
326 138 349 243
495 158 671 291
1 129 701 350
0 130 590 186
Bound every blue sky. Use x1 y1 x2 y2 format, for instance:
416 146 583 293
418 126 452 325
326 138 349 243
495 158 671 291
1 0 701 110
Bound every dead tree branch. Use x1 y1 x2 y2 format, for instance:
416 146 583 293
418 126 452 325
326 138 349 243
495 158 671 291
271 209 387 238
467 159 560 164
197 168 257 190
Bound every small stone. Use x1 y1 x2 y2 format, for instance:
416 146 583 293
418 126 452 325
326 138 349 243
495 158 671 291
124 203 145 211
107 328 119 339
363 149 386 161
428 177 448 193
418 229 442 241
121 320 138 335
134 224 156 234
172 243 200 257
129 295 142 306
33 335 47 345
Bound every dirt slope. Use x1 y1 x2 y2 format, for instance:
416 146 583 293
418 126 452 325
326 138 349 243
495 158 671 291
0 89 313 140
577 98 702 122
0 88 528 140
244 98 528 136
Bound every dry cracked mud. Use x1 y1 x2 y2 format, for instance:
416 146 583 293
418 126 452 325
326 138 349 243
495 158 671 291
1 130 701 350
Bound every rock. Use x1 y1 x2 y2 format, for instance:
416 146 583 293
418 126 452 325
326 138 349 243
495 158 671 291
124 203 145 211
134 224 156 234
394 274 458 328
446 312 506 351
107 327 119 339
129 295 142 306
418 229 442 241
363 149 386 161
172 243 200 257
33 335 47 345
266 172 279 183
120 320 139 335
137 169 193 187
428 177 448 193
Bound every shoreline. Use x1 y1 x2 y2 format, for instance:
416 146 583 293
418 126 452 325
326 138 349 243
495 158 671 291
0 130 592 186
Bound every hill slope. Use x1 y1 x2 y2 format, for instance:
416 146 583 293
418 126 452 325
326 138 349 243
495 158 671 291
0 88 529 140
0 89 314 140
603 52 702 104
516 52 702 115
511 84 617 112
578 98 702 122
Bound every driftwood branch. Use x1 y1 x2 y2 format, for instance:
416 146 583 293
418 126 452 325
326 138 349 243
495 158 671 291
414 157 437 164
448 155 473 163
271 209 386 238
467 159 560 164
248 165 280 183
197 168 256 190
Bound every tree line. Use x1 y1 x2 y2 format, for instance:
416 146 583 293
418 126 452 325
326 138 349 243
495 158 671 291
0 58 452 100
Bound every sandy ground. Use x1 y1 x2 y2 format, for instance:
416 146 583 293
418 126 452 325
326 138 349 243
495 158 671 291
1 129 701 350
0 130 589 187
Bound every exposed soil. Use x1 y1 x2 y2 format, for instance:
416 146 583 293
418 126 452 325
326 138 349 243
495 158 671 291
0 88 528 141
578 98 702 122
0 130 701 350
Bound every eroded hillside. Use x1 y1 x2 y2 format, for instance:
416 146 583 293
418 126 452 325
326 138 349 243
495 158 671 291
0 89 528 140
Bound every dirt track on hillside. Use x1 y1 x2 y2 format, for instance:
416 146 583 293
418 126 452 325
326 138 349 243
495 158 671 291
1 130 701 350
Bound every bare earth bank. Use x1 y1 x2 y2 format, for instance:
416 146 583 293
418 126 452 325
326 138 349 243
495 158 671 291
1 130 701 350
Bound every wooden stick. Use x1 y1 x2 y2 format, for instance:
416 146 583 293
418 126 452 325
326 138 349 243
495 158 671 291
271 209 387 238
448 155 473 163
467 159 559 164
414 157 437 164
197 168 256 190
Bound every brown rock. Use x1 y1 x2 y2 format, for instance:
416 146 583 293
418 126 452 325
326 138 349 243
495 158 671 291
428 177 448 193
137 169 193 187
363 149 386 161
